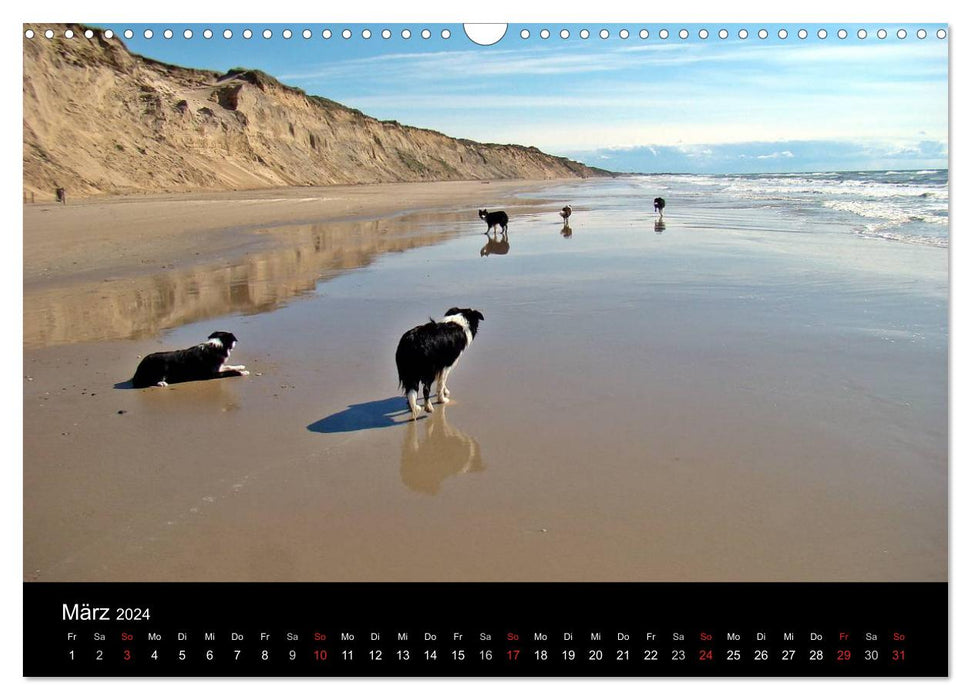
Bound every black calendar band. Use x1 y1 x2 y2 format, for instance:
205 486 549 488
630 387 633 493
24 582 947 677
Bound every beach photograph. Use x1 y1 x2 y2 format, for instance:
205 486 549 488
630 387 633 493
22 22 948 583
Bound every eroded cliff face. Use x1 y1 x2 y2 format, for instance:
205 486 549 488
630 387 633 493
24 24 609 199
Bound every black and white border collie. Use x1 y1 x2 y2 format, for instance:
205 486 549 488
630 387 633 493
395 308 484 420
132 331 248 388
478 209 508 236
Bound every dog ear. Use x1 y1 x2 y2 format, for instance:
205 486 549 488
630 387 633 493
473 310 484 321
445 307 460 317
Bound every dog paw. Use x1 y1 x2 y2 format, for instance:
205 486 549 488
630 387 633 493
157 381 168 387
425 402 435 413
443 387 451 398
438 395 451 405
239 370 250 376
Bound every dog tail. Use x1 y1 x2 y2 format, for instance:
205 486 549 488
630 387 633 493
395 333 418 393
396 320 441 393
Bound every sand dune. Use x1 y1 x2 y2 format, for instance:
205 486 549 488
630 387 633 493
23 24 609 201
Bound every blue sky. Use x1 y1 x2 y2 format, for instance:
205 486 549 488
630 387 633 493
109 23 949 174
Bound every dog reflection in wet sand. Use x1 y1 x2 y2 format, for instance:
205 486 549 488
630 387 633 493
480 232 510 256
401 407 484 495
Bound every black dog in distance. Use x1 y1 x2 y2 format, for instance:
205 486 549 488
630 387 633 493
478 209 509 236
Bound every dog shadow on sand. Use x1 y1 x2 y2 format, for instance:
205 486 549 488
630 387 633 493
307 396 416 433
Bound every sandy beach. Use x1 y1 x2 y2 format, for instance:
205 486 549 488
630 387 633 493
23 177 947 582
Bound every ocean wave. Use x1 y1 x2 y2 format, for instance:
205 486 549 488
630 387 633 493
721 178 947 201
823 198 948 224
632 172 948 248
857 229 949 248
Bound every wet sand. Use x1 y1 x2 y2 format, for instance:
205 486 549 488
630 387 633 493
23 178 947 582
24 179 557 288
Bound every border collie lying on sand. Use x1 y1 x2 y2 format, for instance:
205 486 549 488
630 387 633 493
478 209 508 235
132 331 248 388
395 308 484 420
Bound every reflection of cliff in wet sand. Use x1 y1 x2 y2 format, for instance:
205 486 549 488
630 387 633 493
400 408 483 495
24 212 465 348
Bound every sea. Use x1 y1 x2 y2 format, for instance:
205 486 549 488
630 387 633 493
646 169 949 249
526 169 948 251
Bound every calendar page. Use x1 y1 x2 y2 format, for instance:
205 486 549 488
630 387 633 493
21 17 949 677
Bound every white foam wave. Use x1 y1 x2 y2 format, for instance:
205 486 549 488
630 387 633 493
823 199 948 226
632 172 948 248
720 177 947 202
857 229 949 248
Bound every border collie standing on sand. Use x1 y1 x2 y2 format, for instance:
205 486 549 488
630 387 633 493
654 197 666 218
478 209 508 236
132 331 248 388
395 308 484 420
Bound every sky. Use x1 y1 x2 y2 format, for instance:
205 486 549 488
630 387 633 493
96 22 950 174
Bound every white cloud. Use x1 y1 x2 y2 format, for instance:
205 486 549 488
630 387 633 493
274 34 946 155
677 145 714 158
280 46 632 83
561 138 948 174
281 37 945 88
